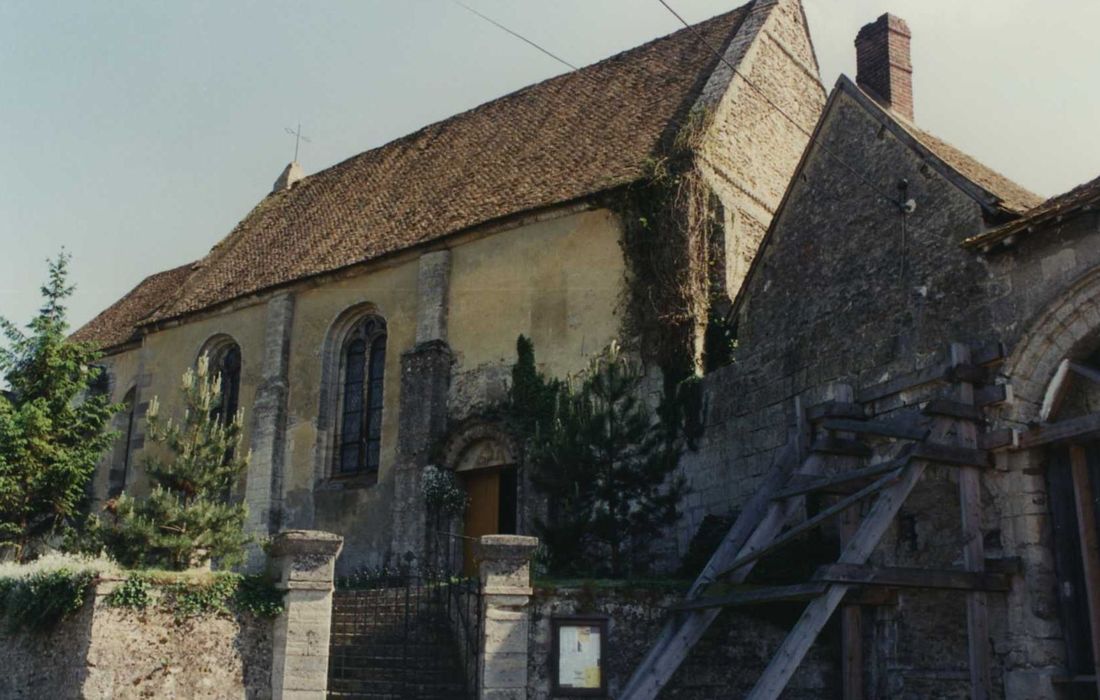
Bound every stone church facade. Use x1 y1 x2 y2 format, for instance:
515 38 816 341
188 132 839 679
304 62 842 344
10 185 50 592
75 0 823 571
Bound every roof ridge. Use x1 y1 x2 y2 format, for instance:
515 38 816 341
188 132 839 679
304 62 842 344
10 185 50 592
274 6 755 195
838 75 1041 216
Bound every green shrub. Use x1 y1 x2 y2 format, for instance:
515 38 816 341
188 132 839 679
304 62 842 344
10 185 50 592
0 568 94 632
157 573 283 619
106 572 153 610
234 574 284 617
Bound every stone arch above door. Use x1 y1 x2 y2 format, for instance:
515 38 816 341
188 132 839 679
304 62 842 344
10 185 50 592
1006 265 1100 423
440 420 518 473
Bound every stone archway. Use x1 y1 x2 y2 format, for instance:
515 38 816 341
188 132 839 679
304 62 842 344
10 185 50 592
1005 266 1100 423
1002 264 1100 684
440 421 521 574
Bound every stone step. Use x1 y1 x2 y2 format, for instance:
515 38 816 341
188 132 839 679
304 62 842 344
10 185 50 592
330 646 460 662
330 633 456 647
330 615 452 628
330 665 462 682
327 677 468 697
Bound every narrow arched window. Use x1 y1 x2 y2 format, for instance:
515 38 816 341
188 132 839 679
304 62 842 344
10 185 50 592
108 387 137 498
210 343 242 425
336 316 387 475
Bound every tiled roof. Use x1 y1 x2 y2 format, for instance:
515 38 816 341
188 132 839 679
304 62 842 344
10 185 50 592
963 173 1100 250
137 5 753 324
71 263 196 350
843 78 1041 216
906 126 1043 215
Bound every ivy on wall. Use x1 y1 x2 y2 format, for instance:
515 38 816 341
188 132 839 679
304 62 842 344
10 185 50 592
106 571 284 619
611 106 724 381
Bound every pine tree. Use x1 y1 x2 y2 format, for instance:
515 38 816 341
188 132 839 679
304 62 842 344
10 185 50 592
0 253 119 561
101 356 251 570
520 340 686 578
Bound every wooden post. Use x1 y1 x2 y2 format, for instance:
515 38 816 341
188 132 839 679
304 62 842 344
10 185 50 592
827 385 863 700
839 505 864 700
950 343 993 700
1068 445 1100 700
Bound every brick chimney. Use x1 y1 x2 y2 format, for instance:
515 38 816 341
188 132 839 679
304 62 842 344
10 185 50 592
855 13 913 121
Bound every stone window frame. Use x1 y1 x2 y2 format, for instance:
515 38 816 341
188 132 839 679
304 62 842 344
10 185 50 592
107 385 138 498
197 333 244 427
315 303 389 489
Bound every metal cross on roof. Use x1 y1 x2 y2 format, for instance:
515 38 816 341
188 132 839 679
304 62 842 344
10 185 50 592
284 122 312 163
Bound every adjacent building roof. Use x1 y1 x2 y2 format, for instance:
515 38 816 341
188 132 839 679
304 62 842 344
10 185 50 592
905 126 1042 215
963 173 1100 251
834 77 1041 217
728 75 1042 321
71 263 196 350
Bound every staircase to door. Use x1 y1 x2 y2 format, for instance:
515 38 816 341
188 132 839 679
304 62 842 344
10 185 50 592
327 565 482 700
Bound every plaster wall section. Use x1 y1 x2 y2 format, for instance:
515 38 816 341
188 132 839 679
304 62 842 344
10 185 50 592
101 303 268 501
283 255 420 570
446 207 626 421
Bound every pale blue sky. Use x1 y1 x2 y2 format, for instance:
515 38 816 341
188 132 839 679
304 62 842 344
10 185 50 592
2 0 1098 334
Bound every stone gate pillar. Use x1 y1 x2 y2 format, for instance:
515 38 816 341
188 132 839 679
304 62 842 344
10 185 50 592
269 529 343 699
476 534 538 700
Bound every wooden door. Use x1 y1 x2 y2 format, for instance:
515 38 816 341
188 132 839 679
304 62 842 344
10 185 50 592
1047 443 1100 681
462 469 501 576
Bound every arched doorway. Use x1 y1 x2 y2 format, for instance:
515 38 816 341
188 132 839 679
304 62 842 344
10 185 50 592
1030 355 1100 684
1006 271 1100 686
443 423 520 574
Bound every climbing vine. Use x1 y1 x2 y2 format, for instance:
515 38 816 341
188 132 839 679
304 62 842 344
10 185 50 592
611 106 723 381
106 571 284 618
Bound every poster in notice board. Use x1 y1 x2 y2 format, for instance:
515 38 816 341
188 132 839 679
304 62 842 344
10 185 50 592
552 616 608 696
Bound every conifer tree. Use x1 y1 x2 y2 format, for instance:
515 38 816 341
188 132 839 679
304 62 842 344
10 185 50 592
0 253 119 561
101 356 251 569
518 339 686 577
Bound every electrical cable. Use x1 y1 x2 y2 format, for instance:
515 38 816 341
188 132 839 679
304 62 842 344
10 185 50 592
656 0 903 210
451 0 578 71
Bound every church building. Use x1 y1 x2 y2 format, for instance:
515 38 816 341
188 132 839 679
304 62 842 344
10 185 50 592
73 0 824 571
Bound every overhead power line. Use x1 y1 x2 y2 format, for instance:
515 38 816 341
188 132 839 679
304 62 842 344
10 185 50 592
451 0 578 71
656 0 902 209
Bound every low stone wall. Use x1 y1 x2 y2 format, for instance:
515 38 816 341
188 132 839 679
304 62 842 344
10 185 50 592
0 581 272 699
527 584 836 699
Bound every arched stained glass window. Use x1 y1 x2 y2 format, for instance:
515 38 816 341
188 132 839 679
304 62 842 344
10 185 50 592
212 343 242 425
108 387 136 498
336 316 387 475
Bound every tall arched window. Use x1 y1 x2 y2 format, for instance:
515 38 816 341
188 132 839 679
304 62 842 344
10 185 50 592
336 316 387 476
199 337 242 426
211 343 242 425
108 387 137 498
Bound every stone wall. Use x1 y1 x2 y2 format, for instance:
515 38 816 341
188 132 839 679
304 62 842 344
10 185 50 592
673 79 1100 697
696 0 826 308
0 582 272 699
527 585 836 699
